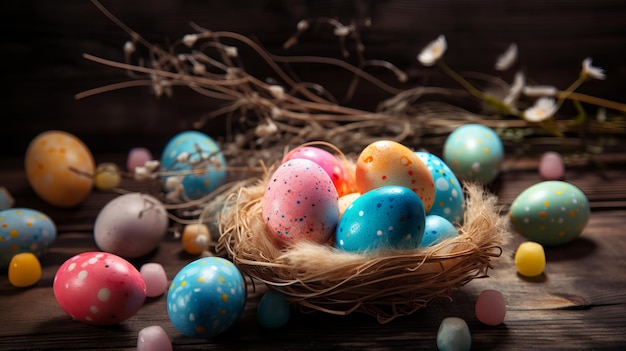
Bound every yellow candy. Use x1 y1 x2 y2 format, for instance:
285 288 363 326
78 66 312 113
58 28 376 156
94 163 122 191
514 241 546 277
182 224 210 254
8 252 42 287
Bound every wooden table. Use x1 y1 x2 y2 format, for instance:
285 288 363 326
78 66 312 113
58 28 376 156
1 151 625 350
2 1 626 349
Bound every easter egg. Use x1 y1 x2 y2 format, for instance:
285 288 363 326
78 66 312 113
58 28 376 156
181 223 211 255
25 130 95 207
53 252 146 325
437 317 471 351
94 163 122 191
262 158 339 246
167 257 247 339
8 252 42 287
509 181 590 246
443 124 504 184
94 193 169 258
137 325 172 351
0 186 14 210
338 193 360 218
415 152 465 223
282 145 353 196
336 185 426 252
257 291 290 329
160 131 226 201
0 208 56 269
356 140 435 212
421 215 458 247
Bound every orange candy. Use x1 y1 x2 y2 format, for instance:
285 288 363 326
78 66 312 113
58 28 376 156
8 252 42 287
182 224 211 254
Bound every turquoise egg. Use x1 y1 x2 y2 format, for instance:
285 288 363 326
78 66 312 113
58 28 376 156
0 208 56 269
421 215 458 247
415 152 465 223
509 181 590 246
160 131 226 201
443 124 504 184
167 257 247 339
336 185 425 252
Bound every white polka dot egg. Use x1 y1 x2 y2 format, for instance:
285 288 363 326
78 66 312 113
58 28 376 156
415 152 465 224
167 257 247 339
53 252 146 325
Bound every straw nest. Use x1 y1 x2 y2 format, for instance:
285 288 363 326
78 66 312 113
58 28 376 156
215 161 508 324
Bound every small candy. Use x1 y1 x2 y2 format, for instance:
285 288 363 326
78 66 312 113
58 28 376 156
8 252 42 287
0 186 14 210
257 291 290 329
181 224 211 255
514 241 546 277
437 317 471 351
94 163 122 191
475 289 506 326
127 147 154 172
137 325 172 351
140 263 168 297
539 151 565 180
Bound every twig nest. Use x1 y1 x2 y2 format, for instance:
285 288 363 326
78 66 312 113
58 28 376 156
216 158 508 323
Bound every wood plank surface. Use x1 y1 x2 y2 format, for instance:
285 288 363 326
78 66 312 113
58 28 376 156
2 1 626 350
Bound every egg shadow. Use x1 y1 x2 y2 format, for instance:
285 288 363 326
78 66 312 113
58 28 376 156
516 271 548 283
544 237 597 262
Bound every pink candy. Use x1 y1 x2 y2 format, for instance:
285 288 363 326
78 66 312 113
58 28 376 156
140 263 168 297
475 289 506 326
127 147 154 172
137 325 172 351
539 151 565 180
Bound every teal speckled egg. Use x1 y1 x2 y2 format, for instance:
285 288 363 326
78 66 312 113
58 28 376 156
509 181 590 246
415 152 465 224
336 185 425 252
443 124 504 184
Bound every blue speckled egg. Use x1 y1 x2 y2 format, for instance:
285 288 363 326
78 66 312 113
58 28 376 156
443 124 504 184
160 131 226 201
167 257 247 339
509 181 590 246
0 208 56 269
415 152 465 223
421 215 458 247
336 186 425 252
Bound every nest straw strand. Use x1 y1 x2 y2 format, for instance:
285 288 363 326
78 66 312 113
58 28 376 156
215 164 508 324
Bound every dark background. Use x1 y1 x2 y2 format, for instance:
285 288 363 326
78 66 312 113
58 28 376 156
3 0 626 158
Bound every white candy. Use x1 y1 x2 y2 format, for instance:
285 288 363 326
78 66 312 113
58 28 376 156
137 325 172 351
437 317 471 351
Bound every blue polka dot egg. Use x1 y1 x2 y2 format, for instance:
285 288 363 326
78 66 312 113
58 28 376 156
160 131 226 201
336 185 426 252
167 257 247 339
443 124 504 184
415 152 465 224
0 208 56 270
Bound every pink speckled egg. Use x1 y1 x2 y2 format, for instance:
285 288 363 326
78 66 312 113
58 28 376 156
355 140 435 212
53 252 146 325
262 158 339 246
282 145 353 196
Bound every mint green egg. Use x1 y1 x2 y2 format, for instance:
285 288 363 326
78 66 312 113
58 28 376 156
509 181 590 246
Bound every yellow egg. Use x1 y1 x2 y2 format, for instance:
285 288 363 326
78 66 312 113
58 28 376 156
25 131 95 207
514 241 546 277
182 223 211 254
94 162 122 191
8 252 42 287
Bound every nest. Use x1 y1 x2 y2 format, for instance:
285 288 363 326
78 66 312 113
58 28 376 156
215 161 509 324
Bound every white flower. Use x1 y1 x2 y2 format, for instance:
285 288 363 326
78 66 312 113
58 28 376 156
582 57 605 80
523 85 558 97
495 43 518 71
144 160 161 172
123 41 135 56
503 71 525 106
176 152 190 163
523 97 558 123
417 35 447 66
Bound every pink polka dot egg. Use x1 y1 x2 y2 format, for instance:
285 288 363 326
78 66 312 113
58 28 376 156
53 252 146 325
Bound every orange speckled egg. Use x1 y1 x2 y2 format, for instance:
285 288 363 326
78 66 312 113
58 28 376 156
25 130 95 207
355 140 435 212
